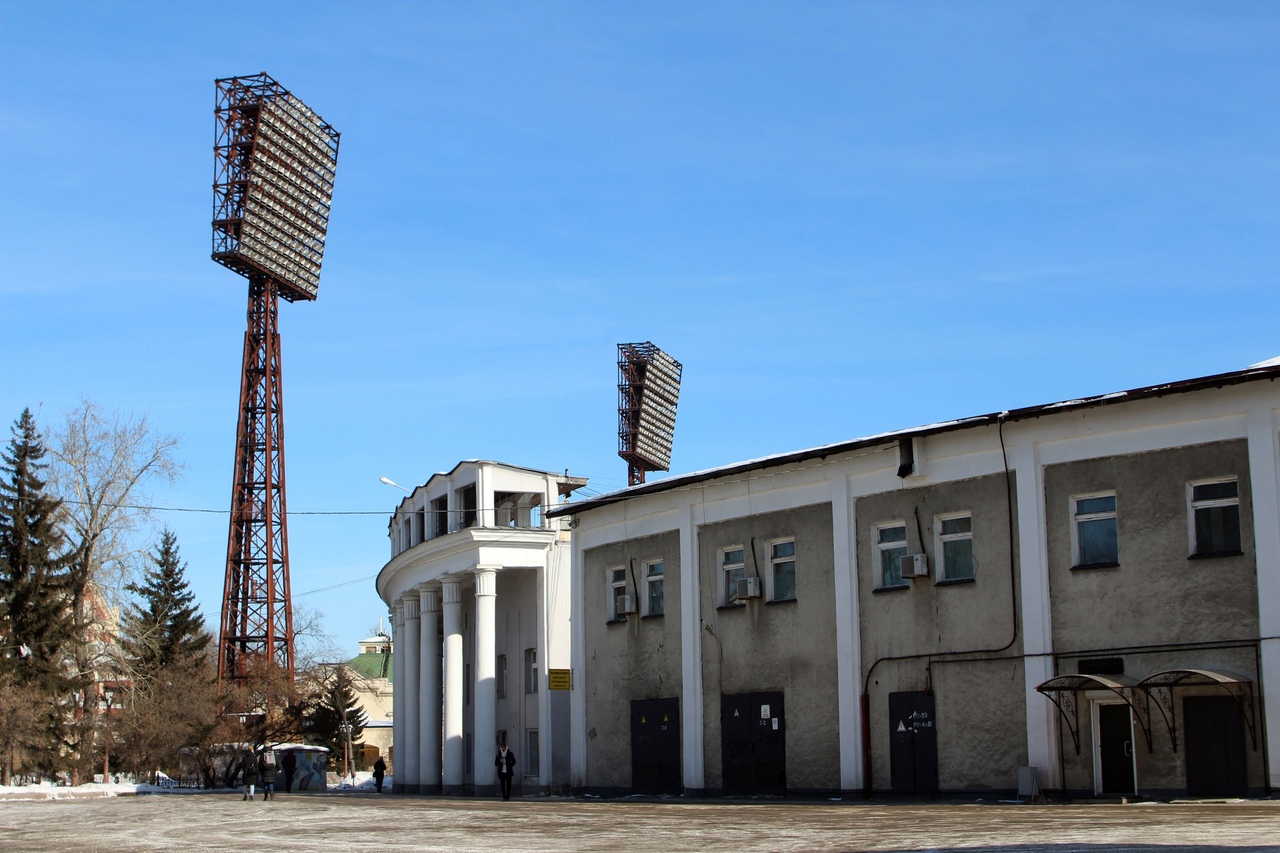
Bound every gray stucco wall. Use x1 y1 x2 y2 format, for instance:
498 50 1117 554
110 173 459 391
1045 439 1258 652
697 503 839 793
582 530 683 789
856 472 1026 793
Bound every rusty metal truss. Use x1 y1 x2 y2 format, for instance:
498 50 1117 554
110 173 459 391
217 273 295 688
618 342 682 487
212 73 340 303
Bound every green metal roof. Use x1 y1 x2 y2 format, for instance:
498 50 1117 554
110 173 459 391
347 651 392 682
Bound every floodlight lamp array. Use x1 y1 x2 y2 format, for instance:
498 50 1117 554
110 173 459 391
212 73 340 302
618 342 683 472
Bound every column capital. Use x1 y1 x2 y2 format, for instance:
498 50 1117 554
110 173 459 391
391 602 404 629
403 597 421 621
442 578 463 605
417 582 441 613
473 565 498 597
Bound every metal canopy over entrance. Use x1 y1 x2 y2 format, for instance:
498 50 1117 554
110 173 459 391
1035 674 1153 756
1136 669 1257 753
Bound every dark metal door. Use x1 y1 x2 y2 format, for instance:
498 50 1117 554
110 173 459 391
1098 704 1136 795
720 692 786 795
888 691 938 795
1184 695 1247 798
631 698 682 794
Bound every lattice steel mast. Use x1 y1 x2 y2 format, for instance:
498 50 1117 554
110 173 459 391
211 74 340 688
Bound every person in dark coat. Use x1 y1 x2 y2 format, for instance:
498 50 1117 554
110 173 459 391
494 743 516 801
281 750 297 794
258 748 278 801
373 756 387 793
241 750 258 801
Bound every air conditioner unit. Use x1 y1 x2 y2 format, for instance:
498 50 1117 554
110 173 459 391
735 576 762 600
899 553 929 579
617 594 637 615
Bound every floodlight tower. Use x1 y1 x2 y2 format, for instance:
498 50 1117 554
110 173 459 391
617 342 683 486
210 74 341 688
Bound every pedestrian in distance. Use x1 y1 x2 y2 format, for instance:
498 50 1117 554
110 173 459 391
281 749 297 794
495 742 516 801
241 750 258 801
373 755 387 793
258 747 278 800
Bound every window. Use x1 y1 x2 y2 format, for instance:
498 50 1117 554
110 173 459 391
527 729 540 777
876 523 908 587
645 560 664 616
770 539 796 601
431 496 448 537
1189 479 1241 557
936 514 974 581
722 547 745 606
609 567 628 620
457 484 477 529
524 647 537 694
496 654 507 700
416 509 425 545
1073 493 1118 567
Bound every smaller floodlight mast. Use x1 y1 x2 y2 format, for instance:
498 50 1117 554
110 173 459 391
211 73 341 691
618 342 683 486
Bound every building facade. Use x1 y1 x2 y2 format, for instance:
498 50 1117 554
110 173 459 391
377 461 585 795
550 362 1280 799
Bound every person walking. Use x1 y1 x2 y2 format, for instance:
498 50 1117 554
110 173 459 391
241 750 258 801
258 748 278 800
373 756 387 793
281 750 297 794
494 743 516 801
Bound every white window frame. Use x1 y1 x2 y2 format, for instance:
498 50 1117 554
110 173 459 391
875 521 909 589
1187 477 1241 557
721 546 746 606
934 512 974 581
608 566 628 621
1071 491 1118 568
644 559 665 616
768 538 797 601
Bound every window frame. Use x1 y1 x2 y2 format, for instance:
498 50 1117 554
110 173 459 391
934 512 975 582
875 521 909 589
768 538 797 602
1187 477 1242 558
644 559 665 617
526 728 540 779
720 546 746 607
1071 491 1119 569
524 647 538 694
607 566 628 622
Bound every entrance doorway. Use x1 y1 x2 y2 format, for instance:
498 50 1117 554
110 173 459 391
1184 695 1247 798
888 691 938 795
720 692 785 795
631 698 681 794
1096 703 1136 795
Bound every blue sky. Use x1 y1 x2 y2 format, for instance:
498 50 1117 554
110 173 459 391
2 2 1277 655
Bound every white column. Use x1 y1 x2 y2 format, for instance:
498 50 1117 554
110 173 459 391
830 473 863 792
1014 430 1060 790
390 604 405 792
473 567 498 796
679 499 706 793
401 594 422 793
442 578 465 794
569 525 588 789
418 584 442 793
1246 400 1280 787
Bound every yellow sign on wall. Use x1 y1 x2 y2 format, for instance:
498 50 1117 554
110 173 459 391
548 669 572 690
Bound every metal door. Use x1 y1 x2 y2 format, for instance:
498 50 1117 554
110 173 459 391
1097 703 1136 795
631 697 682 794
888 691 938 795
1184 695 1247 798
720 692 786 795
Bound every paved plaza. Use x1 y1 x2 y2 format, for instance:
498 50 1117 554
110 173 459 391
2 793 1279 853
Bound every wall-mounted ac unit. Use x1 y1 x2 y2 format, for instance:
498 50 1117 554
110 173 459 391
899 553 929 579
735 576 762 600
617 594 637 615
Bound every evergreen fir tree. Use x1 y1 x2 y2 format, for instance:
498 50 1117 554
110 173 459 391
300 666 367 771
121 529 210 681
0 409 79 777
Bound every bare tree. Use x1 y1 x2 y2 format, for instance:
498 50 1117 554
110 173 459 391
47 400 181 784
